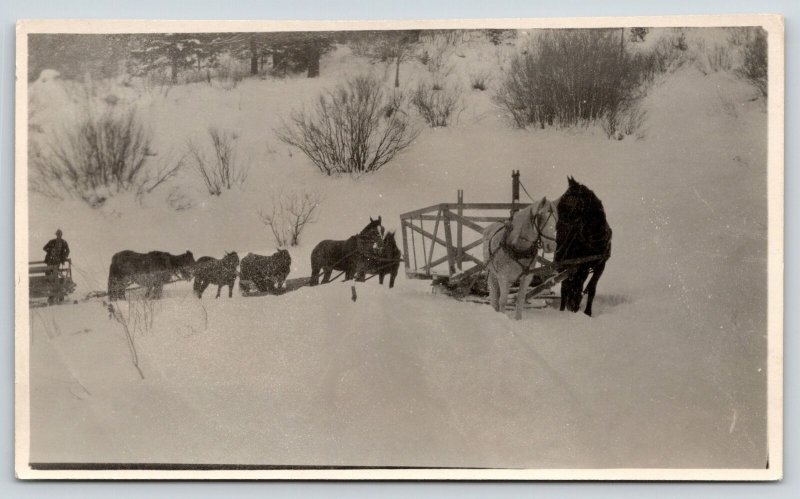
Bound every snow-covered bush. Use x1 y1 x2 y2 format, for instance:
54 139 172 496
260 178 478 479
601 100 647 140
259 190 321 246
495 30 650 129
187 128 249 196
737 28 767 98
469 71 491 91
30 96 181 207
411 82 463 127
494 29 673 130
277 75 419 176
214 53 247 90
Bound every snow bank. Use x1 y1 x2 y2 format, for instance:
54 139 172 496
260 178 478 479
26 34 768 468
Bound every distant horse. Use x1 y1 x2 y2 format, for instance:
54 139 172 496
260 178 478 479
556 177 612 317
193 252 240 298
108 250 195 301
482 198 558 320
239 249 292 294
309 216 385 286
366 230 402 288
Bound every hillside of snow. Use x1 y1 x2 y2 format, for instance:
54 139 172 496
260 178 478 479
24 31 768 468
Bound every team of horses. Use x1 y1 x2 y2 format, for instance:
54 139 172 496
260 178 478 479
106 176 611 320
106 216 401 301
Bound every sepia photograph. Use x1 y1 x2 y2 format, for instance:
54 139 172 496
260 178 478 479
14 16 783 480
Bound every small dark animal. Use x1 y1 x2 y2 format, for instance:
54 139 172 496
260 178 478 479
555 177 612 317
309 216 384 286
108 250 195 301
193 252 240 298
367 230 402 288
239 249 292 294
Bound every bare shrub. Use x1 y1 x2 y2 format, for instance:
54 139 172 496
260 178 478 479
495 30 648 129
469 71 491 91
277 75 419 176
30 98 180 207
737 28 767 98
187 127 249 195
214 53 247 90
259 190 321 246
104 296 158 379
602 100 647 139
706 44 733 73
411 82 463 127
420 34 454 90
716 88 739 118
383 88 408 118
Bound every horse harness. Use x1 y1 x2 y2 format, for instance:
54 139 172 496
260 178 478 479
487 205 556 277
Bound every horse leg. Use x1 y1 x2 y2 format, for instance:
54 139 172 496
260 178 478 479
515 273 533 320
309 262 320 286
322 267 333 284
497 276 511 316
583 262 606 317
228 281 234 298
389 268 397 289
193 277 203 298
215 285 222 298
488 272 500 312
379 272 385 285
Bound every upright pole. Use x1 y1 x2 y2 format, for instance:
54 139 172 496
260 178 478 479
511 170 520 217
456 190 463 270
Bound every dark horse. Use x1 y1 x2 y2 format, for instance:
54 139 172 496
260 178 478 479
108 250 195 301
239 249 292 294
555 177 612 317
193 252 240 298
309 216 384 286
365 230 402 288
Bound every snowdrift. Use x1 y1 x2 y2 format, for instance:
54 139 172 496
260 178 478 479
25 38 768 468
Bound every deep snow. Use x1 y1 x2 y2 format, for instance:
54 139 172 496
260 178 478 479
25 30 769 468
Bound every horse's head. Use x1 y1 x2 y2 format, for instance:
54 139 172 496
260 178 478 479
533 197 558 253
176 251 196 280
223 251 240 269
558 176 591 224
362 216 385 252
508 198 557 253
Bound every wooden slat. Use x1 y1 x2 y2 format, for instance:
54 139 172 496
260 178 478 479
440 203 530 210
444 209 486 235
405 221 448 249
425 209 441 273
399 203 445 219
455 216 508 223
457 190 463 270
400 219 410 271
525 270 570 300
443 214 456 276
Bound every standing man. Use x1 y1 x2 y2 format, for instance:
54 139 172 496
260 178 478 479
43 229 70 286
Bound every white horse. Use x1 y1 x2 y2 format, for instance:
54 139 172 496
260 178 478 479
482 198 558 320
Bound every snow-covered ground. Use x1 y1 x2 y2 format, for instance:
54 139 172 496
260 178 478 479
25 31 768 468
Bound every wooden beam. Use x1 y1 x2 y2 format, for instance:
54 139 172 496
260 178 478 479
400 219 410 271
405 221 449 249
425 209 442 273
444 209 486 235
443 213 456 276
457 190 463 270
525 270 570 300
399 203 445 219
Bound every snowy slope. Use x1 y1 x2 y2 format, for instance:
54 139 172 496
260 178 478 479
25 34 768 468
